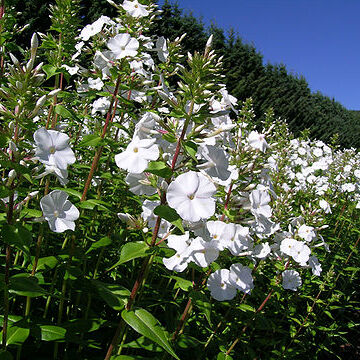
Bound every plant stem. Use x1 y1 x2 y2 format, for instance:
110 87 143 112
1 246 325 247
81 74 121 202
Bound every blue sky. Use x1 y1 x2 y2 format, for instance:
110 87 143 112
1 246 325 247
158 0 360 110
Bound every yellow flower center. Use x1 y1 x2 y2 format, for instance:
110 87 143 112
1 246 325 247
49 146 56 154
133 147 139 153
188 194 195 200
53 210 59 218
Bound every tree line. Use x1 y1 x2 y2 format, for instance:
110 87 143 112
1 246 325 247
8 0 360 148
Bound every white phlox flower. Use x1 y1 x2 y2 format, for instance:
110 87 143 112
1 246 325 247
163 232 193 272
80 15 113 41
280 238 310 265
40 190 79 233
155 36 169 63
189 237 219 268
227 224 253 256
115 137 159 174
125 173 156 196
197 145 231 181
219 88 238 114
282 270 302 291
166 171 216 223
34 128 75 171
91 97 111 115
297 224 316 243
141 200 171 238
252 242 271 259
107 33 139 59
133 112 160 139
249 187 272 219
309 255 322 276
319 199 331 214
228 263 254 294
248 131 269 153
207 269 237 301
34 165 69 185
206 220 234 251
122 0 149 18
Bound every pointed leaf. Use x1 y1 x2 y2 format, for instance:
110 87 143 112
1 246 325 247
107 242 152 271
121 308 179 360
40 325 66 342
92 280 130 310
5 326 30 346
86 237 112 254
154 205 184 233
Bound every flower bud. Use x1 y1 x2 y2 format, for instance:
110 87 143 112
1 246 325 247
48 89 61 97
30 33 39 57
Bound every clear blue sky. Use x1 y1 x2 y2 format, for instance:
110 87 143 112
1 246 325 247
158 0 360 110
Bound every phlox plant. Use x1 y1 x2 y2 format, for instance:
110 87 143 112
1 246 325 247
0 1 359 359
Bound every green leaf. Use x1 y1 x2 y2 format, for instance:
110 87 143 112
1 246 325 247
55 104 75 120
28 256 61 272
107 242 152 271
86 237 112 254
1 224 31 258
20 208 43 218
54 188 82 199
121 308 180 360
190 291 212 326
77 134 103 148
122 336 163 352
146 161 172 178
5 325 30 346
40 325 66 342
154 205 184 233
171 276 193 292
162 132 177 143
238 304 255 313
9 274 46 297
78 199 109 211
92 280 130 311
183 141 197 160
42 64 60 79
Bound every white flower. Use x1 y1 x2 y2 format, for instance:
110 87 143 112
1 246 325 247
228 263 254 294
319 199 331 214
34 128 75 171
252 242 271 259
227 224 253 256
91 97 110 115
297 224 316 242
163 232 193 272
122 0 149 18
341 183 355 192
80 15 113 41
166 171 216 222
198 145 231 181
189 237 219 267
248 131 269 153
280 238 311 265
40 190 79 233
207 269 237 301
282 270 302 291
249 188 272 218
309 255 322 276
107 33 139 59
206 220 234 251
115 137 159 174
155 37 169 62
125 173 156 196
